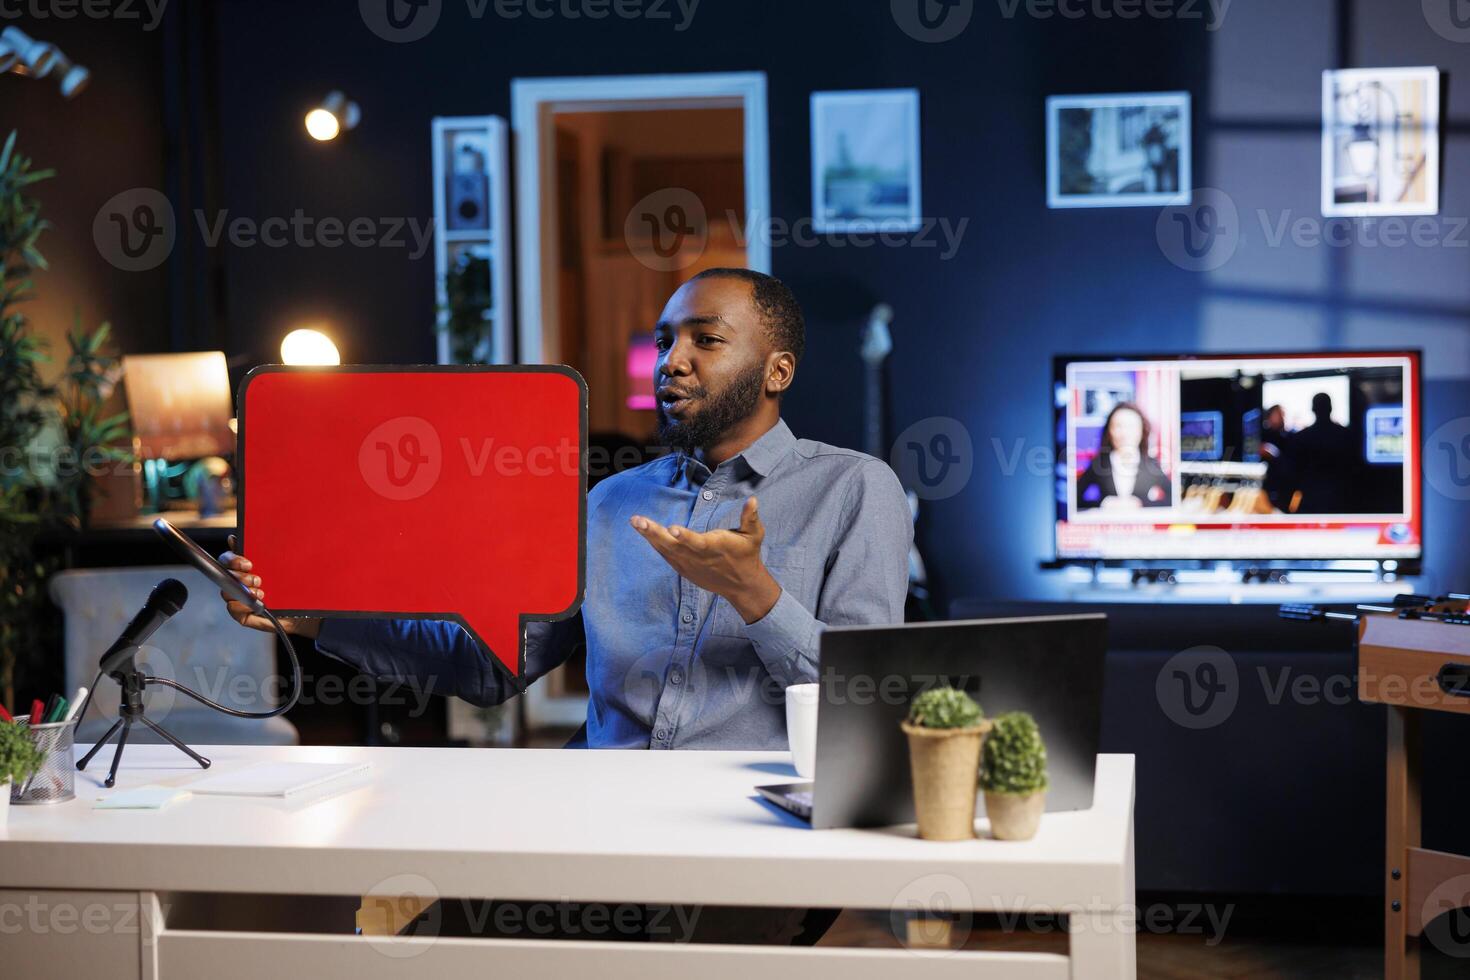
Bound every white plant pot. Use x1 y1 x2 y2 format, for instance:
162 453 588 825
985 790 1046 841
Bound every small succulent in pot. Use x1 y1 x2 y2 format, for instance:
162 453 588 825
906 686 984 730
0 719 44 822
900 686 990 841
979 711 1048 841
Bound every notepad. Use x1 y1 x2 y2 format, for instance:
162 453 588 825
187 761 371 798
95 785 192 810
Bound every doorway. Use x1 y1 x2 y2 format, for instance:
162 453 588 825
510 73 770 728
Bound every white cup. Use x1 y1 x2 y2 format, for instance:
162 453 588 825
785 683 820 779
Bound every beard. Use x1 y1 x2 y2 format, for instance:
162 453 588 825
656 361 767 454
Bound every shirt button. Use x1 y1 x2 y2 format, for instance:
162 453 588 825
670 668 683 685
655 729 668 740
701 490 713 501
681 611 693 623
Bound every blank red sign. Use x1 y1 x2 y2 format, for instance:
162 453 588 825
240 366 586 680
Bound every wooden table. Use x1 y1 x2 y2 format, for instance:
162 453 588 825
1 744 1136 979
1359 612 1470 979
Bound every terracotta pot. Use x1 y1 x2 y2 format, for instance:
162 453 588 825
900 720 991 841
984 790 1046 841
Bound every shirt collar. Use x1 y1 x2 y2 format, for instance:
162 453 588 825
674 418 796 484
734 418 796 478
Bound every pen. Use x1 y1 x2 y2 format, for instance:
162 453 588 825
29 699 44 726
40 693 60 725
63 687 87 724
45 697 69 724
0 703 12 723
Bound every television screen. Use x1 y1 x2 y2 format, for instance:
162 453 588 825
1053 352 1421 563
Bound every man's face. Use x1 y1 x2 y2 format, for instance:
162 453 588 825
653 277 771 453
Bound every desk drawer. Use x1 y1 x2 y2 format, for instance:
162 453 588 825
154 929 1069 979
0 889 142 980
1359 646 1470 714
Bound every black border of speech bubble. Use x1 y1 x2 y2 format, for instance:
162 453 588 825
236 363 589 694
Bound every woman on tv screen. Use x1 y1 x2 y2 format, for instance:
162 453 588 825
1076 402 1172 511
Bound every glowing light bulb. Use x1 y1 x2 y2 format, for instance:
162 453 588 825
281 328 340 366
304 107 341 142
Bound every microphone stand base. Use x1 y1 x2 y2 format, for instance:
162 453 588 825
76 667 212 789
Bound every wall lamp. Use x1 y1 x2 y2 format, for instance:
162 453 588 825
281 328 341 366
304 91 361 142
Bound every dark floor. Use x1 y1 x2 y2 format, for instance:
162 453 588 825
822 902 1465 979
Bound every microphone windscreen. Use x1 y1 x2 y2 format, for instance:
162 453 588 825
154 577 189 615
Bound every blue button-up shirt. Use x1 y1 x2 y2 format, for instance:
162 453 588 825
314 419 912 749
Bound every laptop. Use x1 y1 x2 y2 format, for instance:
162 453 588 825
756 614 1107 829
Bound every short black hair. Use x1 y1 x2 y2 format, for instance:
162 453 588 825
689 267 805 363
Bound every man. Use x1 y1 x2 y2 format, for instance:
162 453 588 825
1279 392 1357 515
220 267 912 749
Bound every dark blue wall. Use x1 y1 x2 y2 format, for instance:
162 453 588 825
19 0 1470 607
205 0 1218 611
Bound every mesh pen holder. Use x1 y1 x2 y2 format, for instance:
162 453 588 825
11 716 77 805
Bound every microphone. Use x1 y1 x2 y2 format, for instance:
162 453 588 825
98 578 189 676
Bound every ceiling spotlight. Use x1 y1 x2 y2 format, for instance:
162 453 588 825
2 27 57 76
1 27 89 99
50 53 89 98
304 91 360 142
281 328 341 366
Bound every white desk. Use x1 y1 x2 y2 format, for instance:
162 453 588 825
1 745 1136 980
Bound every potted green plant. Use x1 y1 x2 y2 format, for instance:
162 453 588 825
900 686 990 841
0 130 130 711
0 719 44 825
980 711 1048 841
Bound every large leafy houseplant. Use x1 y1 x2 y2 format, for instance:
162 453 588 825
0 131 130 710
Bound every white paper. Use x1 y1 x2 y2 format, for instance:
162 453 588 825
187 762 371 798
95 785 192 810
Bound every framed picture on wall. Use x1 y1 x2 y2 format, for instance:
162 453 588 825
811 89 922 233
1321 67 1441 218
1046 92 1191 209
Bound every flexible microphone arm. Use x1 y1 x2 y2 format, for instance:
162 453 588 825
75 578 303 727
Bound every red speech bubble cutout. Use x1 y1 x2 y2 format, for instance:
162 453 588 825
239 366 586 683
